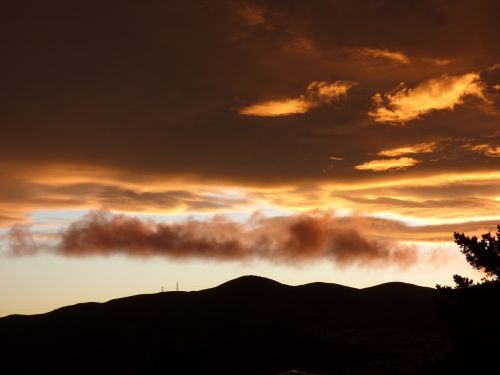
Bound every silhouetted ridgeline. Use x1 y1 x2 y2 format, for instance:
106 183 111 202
0 276 449 374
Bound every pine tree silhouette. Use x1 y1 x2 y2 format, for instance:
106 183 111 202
452 225 500 286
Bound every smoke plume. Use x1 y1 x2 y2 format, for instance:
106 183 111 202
5 210 420 268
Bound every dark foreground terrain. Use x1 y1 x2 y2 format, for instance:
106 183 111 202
0 276 453 374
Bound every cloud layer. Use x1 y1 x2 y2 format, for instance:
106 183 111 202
5 210 425 268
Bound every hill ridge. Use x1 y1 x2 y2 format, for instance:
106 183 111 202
0 276 433 319
0 275 446 374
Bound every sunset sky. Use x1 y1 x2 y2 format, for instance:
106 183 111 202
1 0 499 316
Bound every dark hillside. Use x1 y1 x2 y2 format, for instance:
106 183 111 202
0 276 448 374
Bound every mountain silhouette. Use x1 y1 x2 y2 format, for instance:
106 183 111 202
0 276 448 374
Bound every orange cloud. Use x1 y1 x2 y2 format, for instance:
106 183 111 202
356 48 410 64
1 159 499 232
239 98 310 116
239 81 356 116
369 73 487 124
377 142 437 157
467 144 500 158
355 157 420 172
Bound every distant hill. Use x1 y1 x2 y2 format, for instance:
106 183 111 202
0 276 448 374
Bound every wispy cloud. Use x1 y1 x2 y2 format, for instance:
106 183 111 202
425 58 453 66
466 144 500 158
377 142 437 157
236 3 266 26
369 73 487 124
239 81 357 116
356 48 410 64
355 157 420 172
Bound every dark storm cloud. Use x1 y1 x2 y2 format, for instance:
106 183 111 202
0 0 498 183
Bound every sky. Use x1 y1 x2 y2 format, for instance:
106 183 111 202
0 0 499 316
